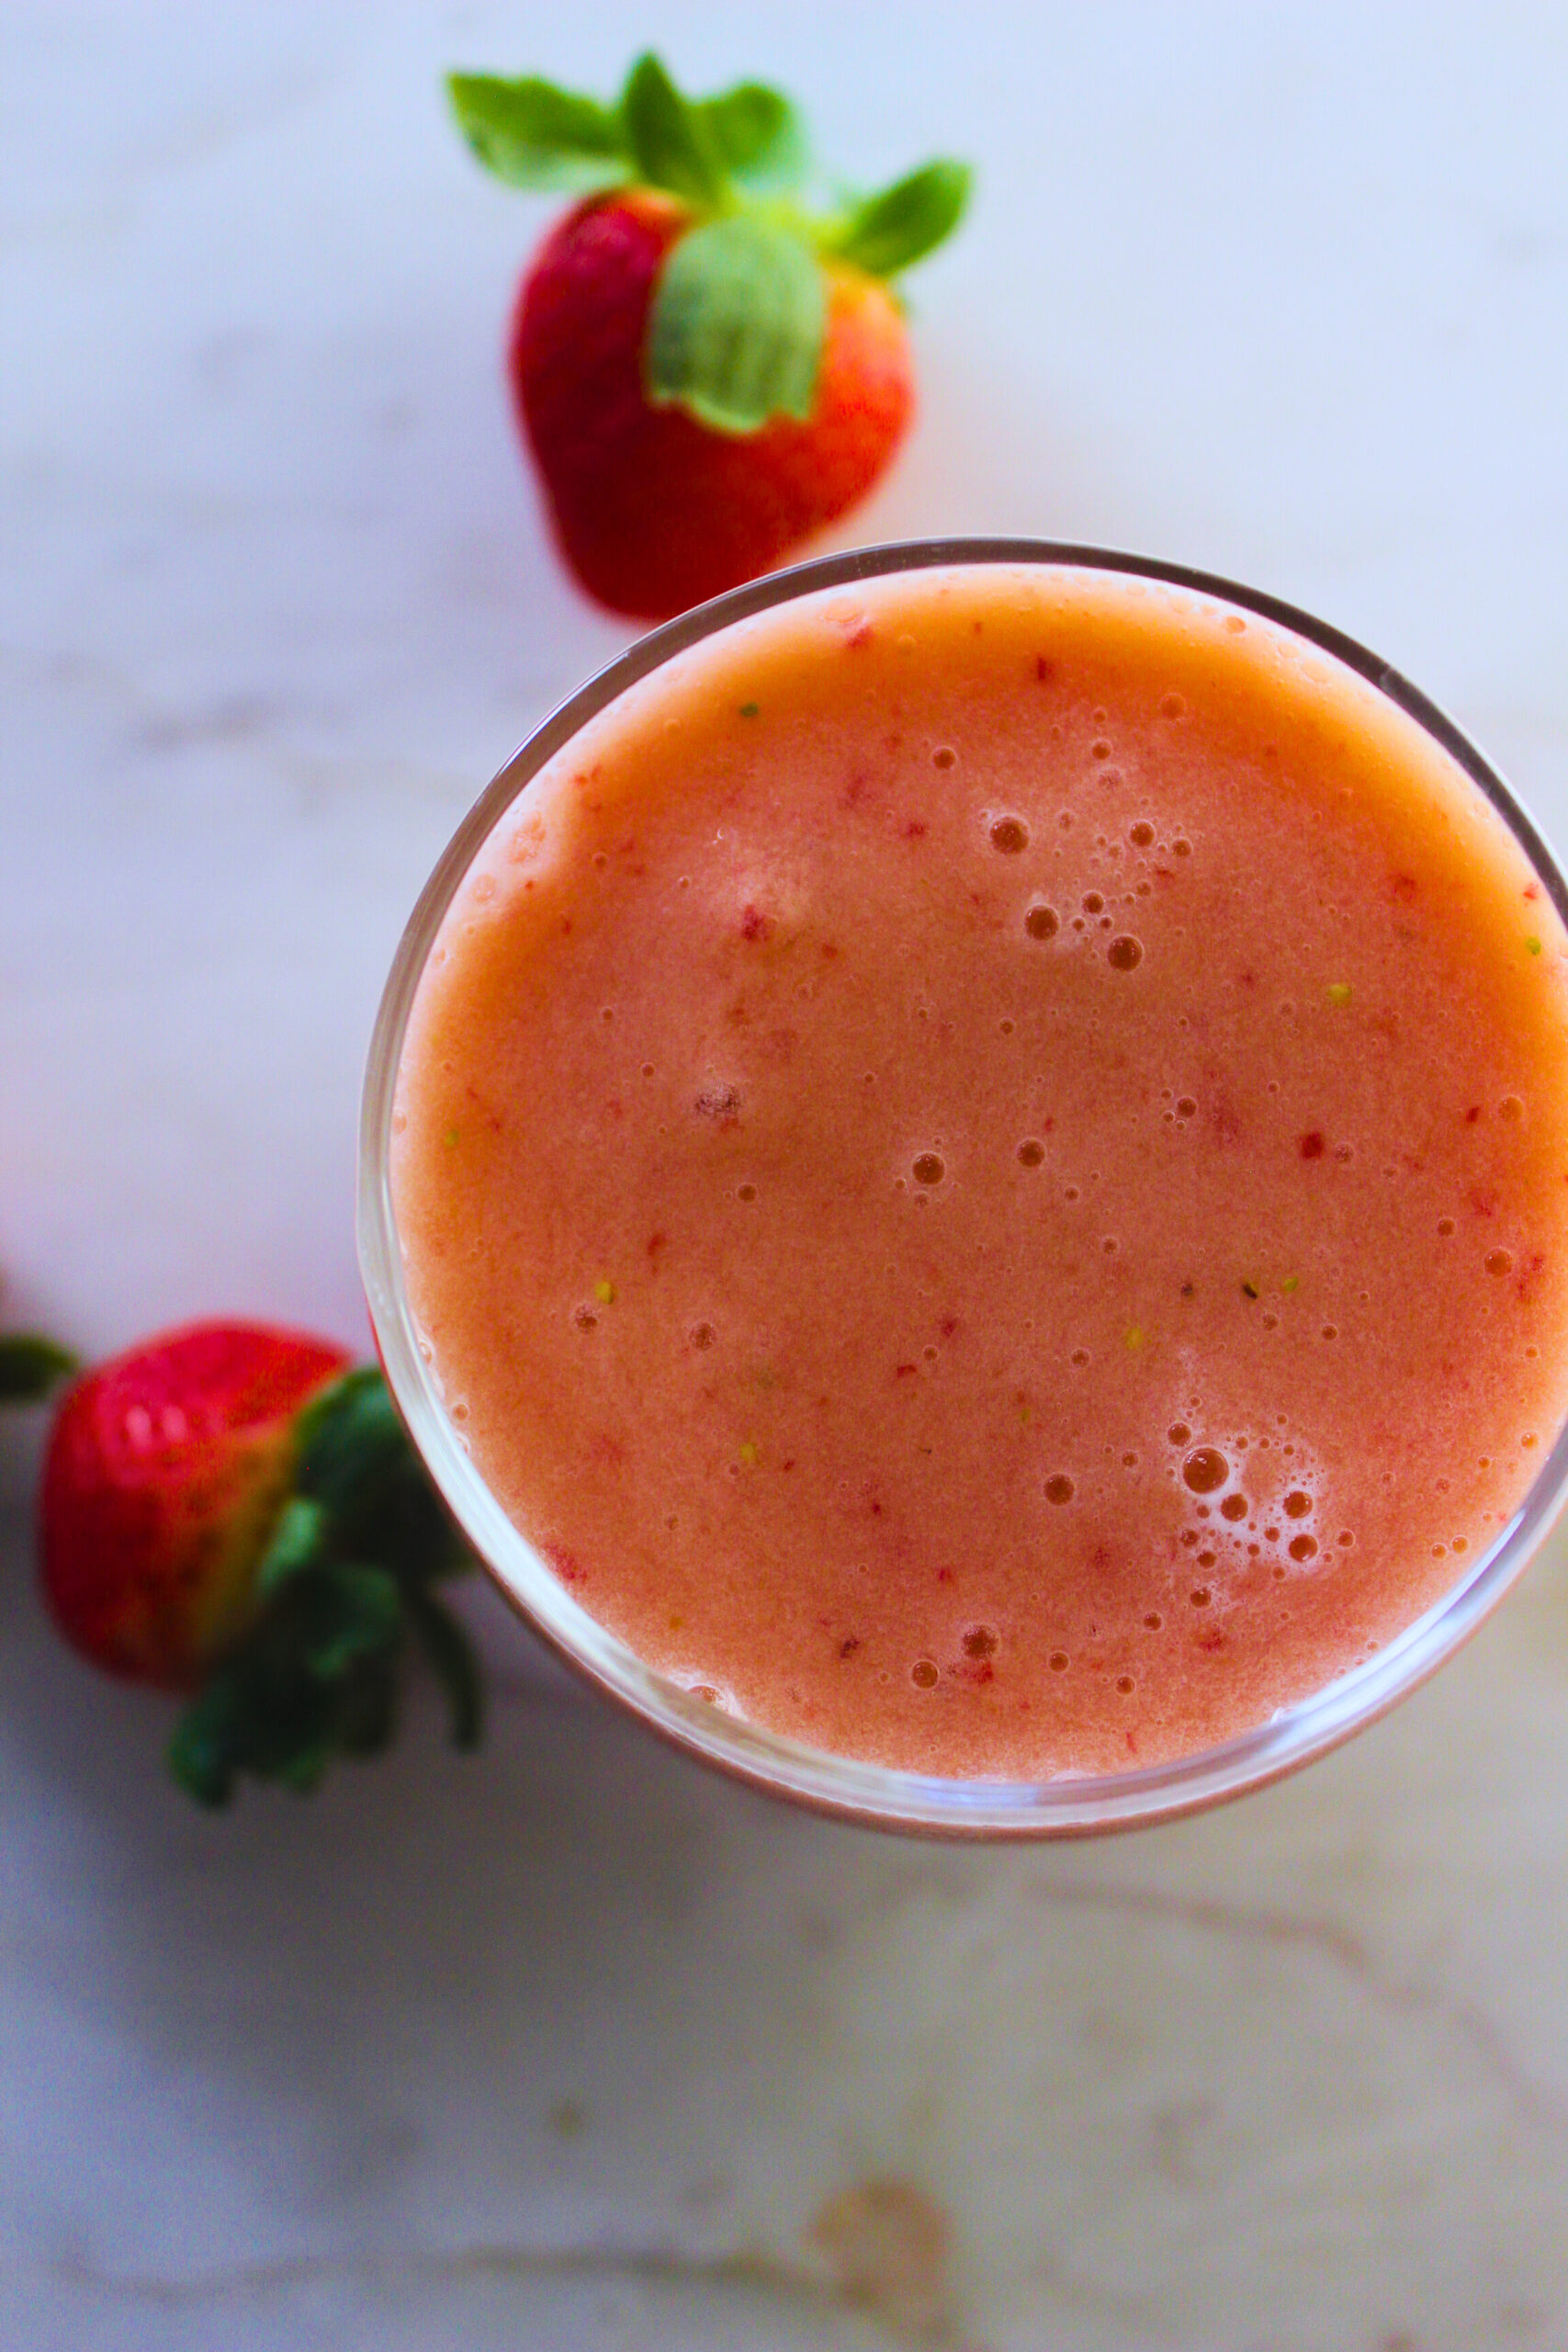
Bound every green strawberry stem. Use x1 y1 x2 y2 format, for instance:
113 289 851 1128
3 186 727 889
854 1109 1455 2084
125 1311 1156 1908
167 1366 482 1807
447 50 970 435
0 1334 77 1405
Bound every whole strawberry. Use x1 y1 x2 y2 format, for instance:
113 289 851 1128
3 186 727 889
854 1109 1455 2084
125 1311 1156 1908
40 1321 481 1805
448 53 970 619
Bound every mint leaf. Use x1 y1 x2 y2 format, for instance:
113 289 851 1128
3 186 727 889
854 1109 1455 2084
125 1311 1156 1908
830 158 972 277
620 52 728 207
647 215 825 434
0 1333 75 1404
447 72 628 191
696 82 804 187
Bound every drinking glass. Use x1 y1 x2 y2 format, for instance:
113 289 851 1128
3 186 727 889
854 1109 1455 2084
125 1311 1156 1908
359 538 1568 1836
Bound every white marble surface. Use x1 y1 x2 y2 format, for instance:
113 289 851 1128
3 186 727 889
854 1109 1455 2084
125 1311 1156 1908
6 4 1568 2346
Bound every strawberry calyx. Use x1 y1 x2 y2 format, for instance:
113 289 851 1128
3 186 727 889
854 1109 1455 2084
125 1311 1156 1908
448 51 970 435
167 1364 480 1807
0 1333 76 1405
447 54 805 203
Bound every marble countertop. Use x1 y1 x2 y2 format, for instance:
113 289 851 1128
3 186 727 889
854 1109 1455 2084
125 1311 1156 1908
6 5 1568 2346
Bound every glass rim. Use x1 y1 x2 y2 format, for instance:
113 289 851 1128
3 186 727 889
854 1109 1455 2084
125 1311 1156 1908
358 536 1568 1838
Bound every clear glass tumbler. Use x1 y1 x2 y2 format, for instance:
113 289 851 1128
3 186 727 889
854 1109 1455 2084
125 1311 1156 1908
358 538 1568 1836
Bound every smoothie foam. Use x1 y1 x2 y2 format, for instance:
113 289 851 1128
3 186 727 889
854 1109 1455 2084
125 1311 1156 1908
391 565 1568 1779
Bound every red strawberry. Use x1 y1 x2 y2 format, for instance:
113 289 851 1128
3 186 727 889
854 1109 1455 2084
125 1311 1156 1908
510 190 914 619
39 1320 480 1804
448 53 969 620
42 1321 348 1687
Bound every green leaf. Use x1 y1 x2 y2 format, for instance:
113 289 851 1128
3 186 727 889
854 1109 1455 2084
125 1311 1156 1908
167 1679 244 1808
829 158 972 277
647 214 825 434
295 1366 409 1520
304 1564 402 1682
406 1588 484 1751
336 1655 401 1758
0 1334 76 1404
695 82 804 187
446 72 628 191
620 52 728 207
278 1740 333 1794
255 1495 328 1595
162 1354 480 1809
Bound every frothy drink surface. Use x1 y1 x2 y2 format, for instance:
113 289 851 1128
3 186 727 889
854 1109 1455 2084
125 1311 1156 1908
393 567 1568 1778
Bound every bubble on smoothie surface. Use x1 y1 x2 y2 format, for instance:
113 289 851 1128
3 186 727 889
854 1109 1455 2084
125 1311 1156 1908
1025 903 1059 940
912 1153 946 1187
1129 821 1156 848
990 817 1029 854
1108 935 1144 971
933 745 957 769
1018 1138 1045 1168
911 1657 939 1690
1044 1474 1076 1504
1183 1447 1229 1494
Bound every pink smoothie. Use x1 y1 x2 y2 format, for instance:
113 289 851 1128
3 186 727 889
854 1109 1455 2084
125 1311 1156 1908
391 565 1568 1779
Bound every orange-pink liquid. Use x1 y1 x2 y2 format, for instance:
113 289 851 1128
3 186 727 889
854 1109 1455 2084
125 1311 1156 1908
393 567 1568 1777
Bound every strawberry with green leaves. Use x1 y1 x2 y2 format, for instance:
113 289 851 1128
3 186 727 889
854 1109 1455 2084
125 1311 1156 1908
39 1321 481 1806
448 51 970 619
